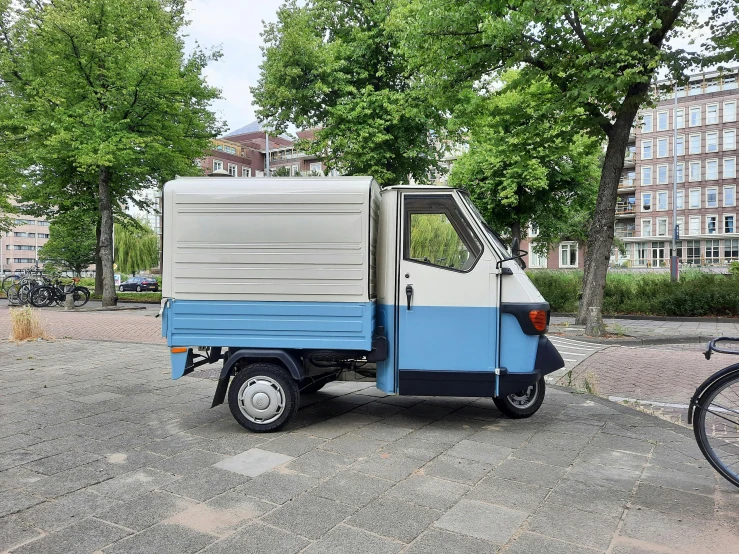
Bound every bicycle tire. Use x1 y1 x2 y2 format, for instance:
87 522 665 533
18 283 33 305
693 371 739 489
6 284 21 305
30 286 54 308
72 286 90 308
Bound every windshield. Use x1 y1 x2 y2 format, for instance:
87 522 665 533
458 191 510 256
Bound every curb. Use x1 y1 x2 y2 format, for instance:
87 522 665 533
61 306 148 312
548 331 714 346
552 312 739 324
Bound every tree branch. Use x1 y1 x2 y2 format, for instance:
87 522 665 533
564 10 593 53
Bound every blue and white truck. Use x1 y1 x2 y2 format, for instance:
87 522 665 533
161 176 564 432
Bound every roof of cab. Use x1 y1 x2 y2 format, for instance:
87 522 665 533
164 176 378 195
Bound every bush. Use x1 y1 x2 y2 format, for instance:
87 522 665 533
91 292 161 303
527 270 739 317
9 306 49 341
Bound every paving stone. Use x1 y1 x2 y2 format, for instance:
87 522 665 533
213 448 293 477
26 435 105 457
143 434 205 456
403 424 476 446
577 446 649 472
351 452 423 482
546 478 629 518
260 433 325 457
199 434 268 456
262 493 353 539
0 451 46 472
12 517 130 554
641 464 716 496
404 528 494 554
88 467 180 499
203 488 274 523
21 450 103 475
354 422 415 441
386 475 468 510
465 429 534 449
528 502 620 550
422 454 493 485
0 467 45 493
152 449 226 476
379 437 448 463
193 522 307 553
588 433 655 456
19 489 119 532
446 440 512 465
301 524 402 554
20 461 119 499
434 499 527 545
312 470 393 507
298 412 381 439
161 468 249 501
380 413 434 430
233 470 319 504
104 523 216 554
0 489 45 518
0 515 44 552
504 532 603 554
348 497 440 543
96 490 196 531
566 461 642 492
466 476 550 512
632 483 715 518
351 402 408 419
71 391 124 404
285 449 353 477
0 434 42 454
321 433 388 457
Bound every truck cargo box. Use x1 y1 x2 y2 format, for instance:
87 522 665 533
162 177 380 351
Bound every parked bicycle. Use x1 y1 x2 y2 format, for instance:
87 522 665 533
689 337 739 488
6 268 51 306
29 278 90 308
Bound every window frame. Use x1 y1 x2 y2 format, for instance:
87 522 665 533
242 167 251 177
676 162 685 183
706 186 719 208
706 131 719 153
689 188 701 209
724 157 737 179
656 190 668 211
656 164 669 184
675 134 685 155
641 112 653 133
559 242 579 269
689 133 701 155
641 218 652 237
724 214 736 234
689 216 701 236
706 159 719 181
642 192 653 212
706 103 719 125
641 165 653 186
724 129 736 151
724 185 737 207
656 217 668 236
212 159 223 171
689 161 701 182
641 139 653 160
706 214 719 235
725 100 737 123
657 137 669 158
657 110 669 131
675 108 685 129
228 163 237 176
689 106 701 127
676 189 685 209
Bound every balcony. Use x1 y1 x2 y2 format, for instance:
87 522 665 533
615 201 636 218
618 178 636 193
624 151 636 168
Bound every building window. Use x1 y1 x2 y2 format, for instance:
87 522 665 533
707 187 719 208
228 163 237 176
725 101 737 123
676 162 684 183
529 247 547 268
724 157 736 178
676 189 684 209
657 111 669 131
707 104 719 125
688 216 701 235
642 113 653 133
690 106 701 126
13 232 28 237
642 192 652 212
689 134 701 154
212 160 223 171
689 81 703 96
707 79 721 93
642 219 652 237
725 76 738 90
689 188 701 209
725 239 739 260
677 217 684 238
675 108 685 129
725 215 735 234
707 132 719 153
707 215 718 234
676 135 685 155
292 165 299 176
641 140 653 160
707 160 719 180
651 241 667 266
242 167 251 177
559 242 578 268
706 239 720 263
656 165 668 184
724 129 736 150
309 162 322 174
634 243 649 266
725 185 736 207
37 221 49 227
13 258 37 264
686 240 701 264
689 161 701 182
657 218 668 236
642 166 652 186
657 191 668 210
657 138 668 157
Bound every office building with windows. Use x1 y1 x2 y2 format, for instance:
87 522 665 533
1 215 51 275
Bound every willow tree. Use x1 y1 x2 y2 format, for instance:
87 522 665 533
0 0 221 306
114 222 159 275
394 0 738 331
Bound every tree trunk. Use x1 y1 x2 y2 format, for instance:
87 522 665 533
94 217 102 295
576 108 639 330
511 220 521 248
98 167 117 307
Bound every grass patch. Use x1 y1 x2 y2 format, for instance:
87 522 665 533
91 292 161 303
9 306 49 341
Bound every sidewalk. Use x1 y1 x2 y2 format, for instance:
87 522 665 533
1 339 738 554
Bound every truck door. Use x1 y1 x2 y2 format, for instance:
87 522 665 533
396 193 498 396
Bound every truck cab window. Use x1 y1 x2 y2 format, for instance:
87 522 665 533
404 195 482 271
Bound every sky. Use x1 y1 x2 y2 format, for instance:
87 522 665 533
184 0 285 134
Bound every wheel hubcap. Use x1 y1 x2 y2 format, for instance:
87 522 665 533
507 382 538 409
237 376 285 424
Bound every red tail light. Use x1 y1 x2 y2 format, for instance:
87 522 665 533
529 310 547 332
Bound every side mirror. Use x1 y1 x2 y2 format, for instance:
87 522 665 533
496 237 528 269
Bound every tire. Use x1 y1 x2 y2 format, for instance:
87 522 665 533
693 372 739 488
6 284 21 306
30 286 53 307
119 285 124 292
136 285 142 292
72 286 90 308
228 363 300 433
494 377 546 419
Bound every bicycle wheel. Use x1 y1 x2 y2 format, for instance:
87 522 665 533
6 284 21 305
694 372 739 488
72 286 90 308
18 283 33 305
30 286 54 308
1 275 19 293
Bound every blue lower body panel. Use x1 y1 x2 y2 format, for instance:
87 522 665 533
163 299 375 351
376 304 396 393
499 313 538 374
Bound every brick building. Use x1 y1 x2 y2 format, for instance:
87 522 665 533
1 215 50 275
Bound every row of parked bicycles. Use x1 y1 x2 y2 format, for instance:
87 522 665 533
1 266 90 308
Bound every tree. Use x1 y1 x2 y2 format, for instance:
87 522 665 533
114 220 159 275
38 213 97 276
448 72 601 253
393 0 738 332
252 0 446 185
0 0 222 306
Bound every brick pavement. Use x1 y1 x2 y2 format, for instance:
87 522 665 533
2 339 739 554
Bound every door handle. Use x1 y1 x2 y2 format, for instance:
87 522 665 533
406 284 413 310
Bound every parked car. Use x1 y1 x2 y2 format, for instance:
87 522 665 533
119 276 158 292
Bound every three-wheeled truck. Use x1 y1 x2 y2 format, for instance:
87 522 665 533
161 177 564 432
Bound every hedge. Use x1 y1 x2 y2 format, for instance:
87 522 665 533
528 270 739 317
91 292 162 303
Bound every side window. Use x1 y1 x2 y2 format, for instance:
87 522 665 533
404 195 482 271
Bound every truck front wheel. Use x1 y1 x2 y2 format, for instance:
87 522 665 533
228 363 300 432
493 377 545 419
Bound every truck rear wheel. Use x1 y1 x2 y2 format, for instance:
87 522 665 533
494 377 545 419
228 363 300 432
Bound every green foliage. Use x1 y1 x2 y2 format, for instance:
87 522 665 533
92 292 161 303
114 221 159 275
529 271 739 317
448 72 600 252
252 0 446 185
38 213 97 276
730 261 739 277
409 214 468 269
273 166 293 177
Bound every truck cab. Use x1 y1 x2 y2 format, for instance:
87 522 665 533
161 177 563 432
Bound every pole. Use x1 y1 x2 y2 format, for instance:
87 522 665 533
265 131 270 177
670 83 679 281
1 232 4 275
